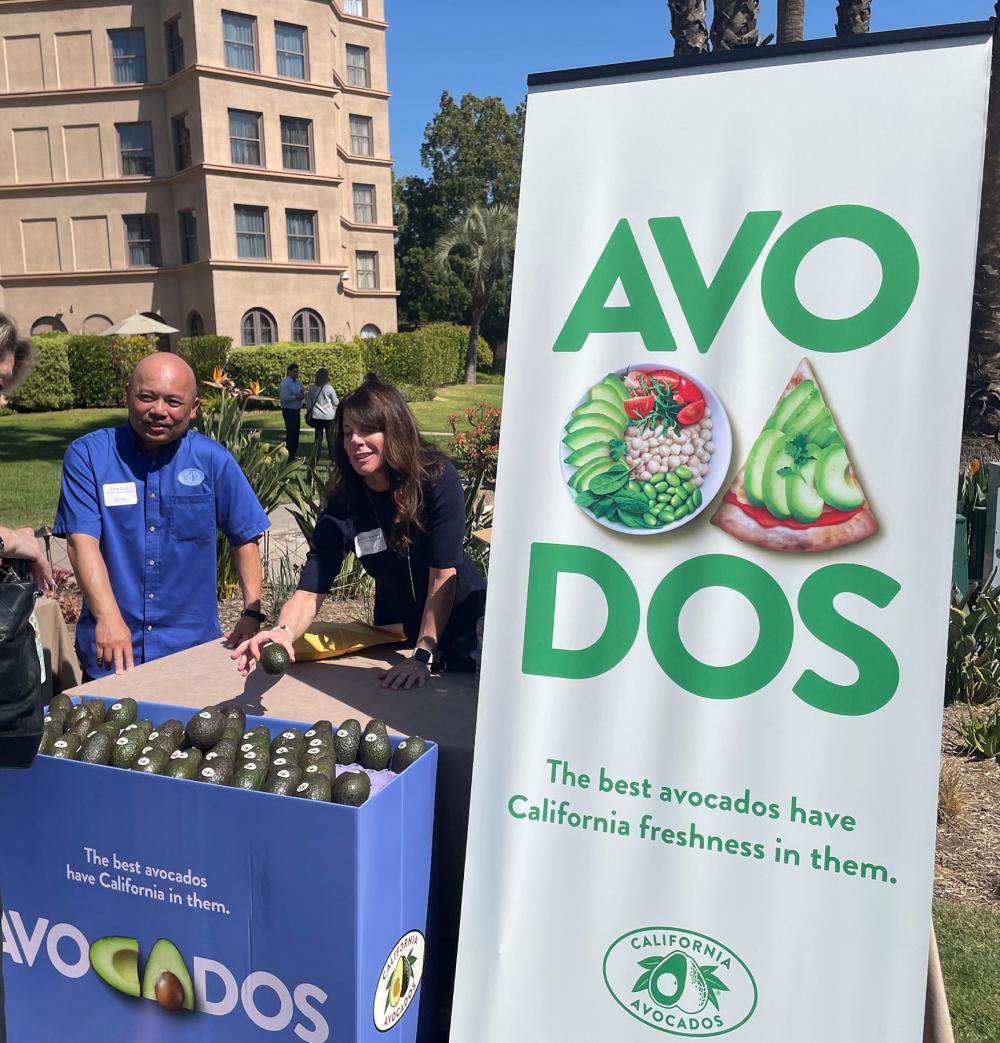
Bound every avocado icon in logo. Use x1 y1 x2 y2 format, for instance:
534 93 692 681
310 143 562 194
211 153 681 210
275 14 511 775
90 935 194 1013
89 936 140 998
639 951 728 1015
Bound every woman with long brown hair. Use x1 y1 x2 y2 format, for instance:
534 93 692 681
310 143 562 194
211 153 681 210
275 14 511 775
232 375 486 689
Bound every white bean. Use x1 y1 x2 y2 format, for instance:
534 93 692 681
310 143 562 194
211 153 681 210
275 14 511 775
640 452 651 463
648 460 661 475
705 441 715 453
626 426 638 437
630 438 642 451
667 454 681 469
693 476 704 487
638 469 652 481
703 407 712 418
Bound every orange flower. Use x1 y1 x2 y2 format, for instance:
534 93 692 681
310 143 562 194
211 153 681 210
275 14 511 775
970 459 982 477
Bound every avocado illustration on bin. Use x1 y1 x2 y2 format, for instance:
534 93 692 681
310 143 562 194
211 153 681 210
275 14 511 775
385 951 418 1012
90 936 194 1013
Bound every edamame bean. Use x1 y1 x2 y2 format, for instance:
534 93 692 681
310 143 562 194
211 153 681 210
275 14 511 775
675 503 690 519
665 472 682 487
657 492 673 503
653 477 669 490
670 493 685 509
642 483 657 500
660 509 677 524
627 480 643 495
643 512 659 527
682 480 697 494
675 465 693 481
691 488 703 509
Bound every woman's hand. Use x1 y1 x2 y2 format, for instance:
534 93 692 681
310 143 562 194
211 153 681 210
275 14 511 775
18 527 55 593
379 657 431 691
231 627 296 678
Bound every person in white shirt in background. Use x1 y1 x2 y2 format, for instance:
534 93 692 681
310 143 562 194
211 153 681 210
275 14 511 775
278 363 305 462
303 367 340 461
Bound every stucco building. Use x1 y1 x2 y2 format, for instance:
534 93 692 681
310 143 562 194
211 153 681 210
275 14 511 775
0 0 397 345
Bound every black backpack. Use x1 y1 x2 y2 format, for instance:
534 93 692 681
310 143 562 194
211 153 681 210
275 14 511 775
0 565 42 768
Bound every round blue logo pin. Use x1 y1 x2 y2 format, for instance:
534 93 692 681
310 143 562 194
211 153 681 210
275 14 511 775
177 468 206 487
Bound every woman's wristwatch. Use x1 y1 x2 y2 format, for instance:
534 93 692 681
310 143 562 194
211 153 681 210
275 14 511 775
412 648 433 668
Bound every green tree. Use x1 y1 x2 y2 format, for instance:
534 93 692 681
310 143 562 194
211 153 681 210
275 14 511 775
835 0 871 35
435 205 518 384
777 0 806 43
668 1 709 55
710 1 760 49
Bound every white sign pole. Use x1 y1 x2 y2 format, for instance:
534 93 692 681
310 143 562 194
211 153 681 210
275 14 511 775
453 28 992 1043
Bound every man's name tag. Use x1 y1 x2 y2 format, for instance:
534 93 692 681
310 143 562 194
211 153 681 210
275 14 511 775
354 528 387 557
103 482 138 507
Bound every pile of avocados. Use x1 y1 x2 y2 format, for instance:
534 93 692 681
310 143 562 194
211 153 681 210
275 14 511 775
39 695 430 807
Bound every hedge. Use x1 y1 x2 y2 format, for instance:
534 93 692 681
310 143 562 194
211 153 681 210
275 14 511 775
8 338 73 411
419 323 492 378
362 324 492 388
66 335 158 408
178 335 232 390
226 342 366 400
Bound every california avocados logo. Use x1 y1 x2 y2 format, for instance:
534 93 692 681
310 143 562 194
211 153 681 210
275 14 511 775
373 930 424 1032
603 927 757 1037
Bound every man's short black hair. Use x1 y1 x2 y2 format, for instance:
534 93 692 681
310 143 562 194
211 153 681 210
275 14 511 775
287 364 299 374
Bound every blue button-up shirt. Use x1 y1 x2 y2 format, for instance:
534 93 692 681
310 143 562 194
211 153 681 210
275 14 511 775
54 424 270 678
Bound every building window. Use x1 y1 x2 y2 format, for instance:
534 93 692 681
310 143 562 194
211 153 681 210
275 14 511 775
349 114 373 156
124 215 161 267
179 210 198 263
360 323 381 338
165 19 184 76
292 308 324 342
235 205 269 259
352 184 376 224
275 22 306 79
117 122 154 176
172 115 191 171
223 11 257 72
279 116 312 171
346 45 370 87
344 0 367 15
229 110 262 166
110 29 147 83
286 210 317 261
242 308 276 345
30 316 68 335
356 250 378 289
188 311 205 335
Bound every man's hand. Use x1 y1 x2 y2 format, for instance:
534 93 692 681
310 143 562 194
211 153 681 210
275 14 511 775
15 527 54 593
378 658 431 691
95 613 134 674
224 613 261 649
230 627 296 678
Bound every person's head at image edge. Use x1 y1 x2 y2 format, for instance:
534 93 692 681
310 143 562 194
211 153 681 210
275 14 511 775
126 352 200 455
314 367 329 388
0 313 36 397
330 374 445 549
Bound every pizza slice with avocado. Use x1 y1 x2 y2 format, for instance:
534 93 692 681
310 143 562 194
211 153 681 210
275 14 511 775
711 359 877 552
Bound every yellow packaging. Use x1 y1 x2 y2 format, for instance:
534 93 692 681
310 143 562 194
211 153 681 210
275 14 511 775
292 621 405 662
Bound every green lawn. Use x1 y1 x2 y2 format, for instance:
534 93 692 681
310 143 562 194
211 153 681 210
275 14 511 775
0 382 504 529
934 899 1000 1043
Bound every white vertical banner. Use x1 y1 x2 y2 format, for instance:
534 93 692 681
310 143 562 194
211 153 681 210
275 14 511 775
453 28 992 1043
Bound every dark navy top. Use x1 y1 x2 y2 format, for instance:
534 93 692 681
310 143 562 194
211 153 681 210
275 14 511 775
298 460 486 650
54 424 270 678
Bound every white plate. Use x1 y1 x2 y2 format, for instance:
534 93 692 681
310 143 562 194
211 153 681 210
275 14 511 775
560 363 733 536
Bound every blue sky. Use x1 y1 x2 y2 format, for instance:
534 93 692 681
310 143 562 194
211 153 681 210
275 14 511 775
386 0 992 177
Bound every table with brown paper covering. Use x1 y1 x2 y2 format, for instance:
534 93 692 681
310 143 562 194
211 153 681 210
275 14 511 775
33 596 81 701
65 639 952 1042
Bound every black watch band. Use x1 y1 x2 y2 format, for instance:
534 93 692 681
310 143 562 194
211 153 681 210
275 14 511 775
413 648 433 665
241 608 267 623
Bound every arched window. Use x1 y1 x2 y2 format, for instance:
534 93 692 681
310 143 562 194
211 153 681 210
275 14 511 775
241 308 276 346
188 311 205 336
291 308 324 343
81 314 113 334
30 316 67 335
142 311 172 352
359 323 381 339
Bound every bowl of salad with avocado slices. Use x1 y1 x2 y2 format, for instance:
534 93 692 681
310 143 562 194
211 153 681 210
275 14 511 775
560 364 732 535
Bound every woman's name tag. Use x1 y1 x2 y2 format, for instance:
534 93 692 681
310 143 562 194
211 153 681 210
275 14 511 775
354 528 387 557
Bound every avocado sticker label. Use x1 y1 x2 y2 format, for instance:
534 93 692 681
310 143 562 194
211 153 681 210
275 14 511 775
603 928 757 1036
373 930 424 1032
454 31 993 1043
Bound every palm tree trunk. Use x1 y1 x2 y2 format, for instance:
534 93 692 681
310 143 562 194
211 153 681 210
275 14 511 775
835 0 871 36
968 7 1000 434
465 309 484 384
668 1 709 55
710 0 760 51
776 0 806 44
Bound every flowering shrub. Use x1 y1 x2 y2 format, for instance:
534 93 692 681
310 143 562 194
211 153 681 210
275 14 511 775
47 567 81 625
449 404 501 485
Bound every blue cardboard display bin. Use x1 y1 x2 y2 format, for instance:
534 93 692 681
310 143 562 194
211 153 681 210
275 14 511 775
0 698 437 1043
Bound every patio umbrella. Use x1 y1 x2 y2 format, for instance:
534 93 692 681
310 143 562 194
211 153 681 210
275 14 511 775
100 312 178 336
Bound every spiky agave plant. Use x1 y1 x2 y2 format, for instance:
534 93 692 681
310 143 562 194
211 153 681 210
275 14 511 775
710 0 760 50
667 1 709 55
835 0 871 36
964 355 1000 436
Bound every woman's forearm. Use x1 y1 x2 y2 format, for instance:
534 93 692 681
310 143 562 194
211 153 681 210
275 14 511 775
274 588 326 640
417 567 457 654
0 525 41 562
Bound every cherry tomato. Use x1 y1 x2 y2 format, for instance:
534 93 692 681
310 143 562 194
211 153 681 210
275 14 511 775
644 369 682 389
623 371 649 394
674 377 704 406
677 400 705 425
624 395 655 420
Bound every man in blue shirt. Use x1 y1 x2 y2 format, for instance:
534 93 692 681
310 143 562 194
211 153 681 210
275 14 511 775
54 353 270 678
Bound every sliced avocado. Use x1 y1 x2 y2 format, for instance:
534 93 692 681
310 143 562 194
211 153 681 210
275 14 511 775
743 429 786 507
51 734 82 760
296 776 332 801
166 749 202 780
808 420 844 450
186 709 226 751
389 957 405 1007
264 766 303 795
564 442 611 469
802 407 832 443
815 444 864 510
334 720 362 764
79 730 114 765
786 458 825 523
358 721 392 771
391 736 429 773
331 769 371 806
105 699 138 727
142 939 195 1012
90 936 140 998
588 382 625 409
571 400 626 427
564 414 622 441
563 427 613 453
600 374 629 403
762 444 794 520
783 389 827 437
766 379 815 432
568 458 611 493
